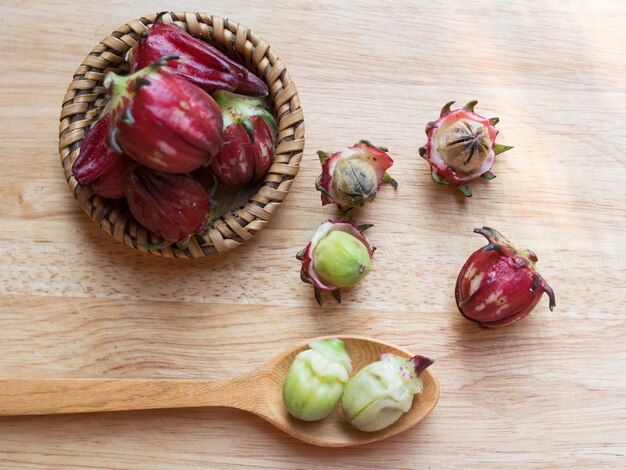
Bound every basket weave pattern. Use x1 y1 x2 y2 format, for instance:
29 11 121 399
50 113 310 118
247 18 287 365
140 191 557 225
59 12 304 258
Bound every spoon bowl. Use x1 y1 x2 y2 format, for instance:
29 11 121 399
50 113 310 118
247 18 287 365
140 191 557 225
259 335 440 447
0 335 439 447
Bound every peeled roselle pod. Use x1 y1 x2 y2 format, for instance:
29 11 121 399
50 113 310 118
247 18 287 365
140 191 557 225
72 114 118 185
341 353 433 432
282 339 353 421
210 91 277 185
124 166 213 244
455 227 556 328
420 101 513 197
105 56 223 174
316 140 398 213
91 154 135 199
128 23 268 97
297 220 375 305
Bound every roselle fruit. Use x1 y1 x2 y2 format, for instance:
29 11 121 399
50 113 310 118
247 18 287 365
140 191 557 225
420 101 513 197
297 220 375 305
455 227 556 328
209 91 277 185
282 338 353 421
91 154 135 199
104 55 223 174
316 140 397 213
72 114 118 185
124 166 213 244
342 354 433 432
128 23 268 97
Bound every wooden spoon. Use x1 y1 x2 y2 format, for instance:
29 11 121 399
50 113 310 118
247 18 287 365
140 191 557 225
0 335 439 447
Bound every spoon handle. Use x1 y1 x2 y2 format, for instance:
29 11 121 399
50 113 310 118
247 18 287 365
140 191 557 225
0 374 264 416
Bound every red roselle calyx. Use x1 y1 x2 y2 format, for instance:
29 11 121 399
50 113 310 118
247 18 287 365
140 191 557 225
91 154 135 199
316 140 397 213
104 55 223 174
420 101 513 197
124 166 214 244
455 227 556 328
72 114 119 185
128 22 268 97
210 91 277 185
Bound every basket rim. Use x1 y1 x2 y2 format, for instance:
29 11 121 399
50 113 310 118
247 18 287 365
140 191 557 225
58 11 305 258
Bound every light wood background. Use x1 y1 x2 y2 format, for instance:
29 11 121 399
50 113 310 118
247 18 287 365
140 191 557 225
1 0 625 468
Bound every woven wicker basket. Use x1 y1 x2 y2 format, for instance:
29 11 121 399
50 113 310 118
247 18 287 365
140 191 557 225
59 12 304 258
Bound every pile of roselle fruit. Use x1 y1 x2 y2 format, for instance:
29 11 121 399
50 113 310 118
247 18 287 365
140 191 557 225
72 22 276 247
297 102 555 328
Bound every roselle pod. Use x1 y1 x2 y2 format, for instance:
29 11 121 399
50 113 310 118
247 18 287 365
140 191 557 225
420 101 513 197
316 140 397 213
91 154 135 199
105 55 223 174
209 91 277 185
72 114 119 185
341 354 434 432
297 221 375 305
128 22 268 97
282 338 353 421
455 227 556 328
124 166 213 244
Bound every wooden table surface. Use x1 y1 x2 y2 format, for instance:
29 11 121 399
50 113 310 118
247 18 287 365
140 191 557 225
1 0 625 468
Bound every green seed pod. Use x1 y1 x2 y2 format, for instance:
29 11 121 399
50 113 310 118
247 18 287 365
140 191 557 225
297 220 375 305
312 230 371 288
282 338 353 421
341 353 433 432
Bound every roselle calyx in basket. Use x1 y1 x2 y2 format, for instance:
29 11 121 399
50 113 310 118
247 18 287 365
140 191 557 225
124 166 214 244
72 114 119 185
297 220 375 305
128 22 268 97
104 55 223 174
91 154 135 199
316 140 397 213
420 101 513 197
209 91 277 185
455 227 556 328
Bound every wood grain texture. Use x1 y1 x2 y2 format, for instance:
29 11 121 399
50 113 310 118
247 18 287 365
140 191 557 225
0 0 624 468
